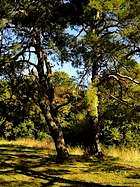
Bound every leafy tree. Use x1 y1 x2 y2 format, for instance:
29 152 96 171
65 0 140 156
0 0 76 161
99 64 140 147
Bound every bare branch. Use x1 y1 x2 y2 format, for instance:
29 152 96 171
78 68 89 86
74 27 85 39
12 46 29 60
108 74 119 81
109 94 133 108
117 73 140 84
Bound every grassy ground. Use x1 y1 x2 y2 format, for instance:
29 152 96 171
0 139 139 187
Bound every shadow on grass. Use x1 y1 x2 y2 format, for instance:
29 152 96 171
0 180 34 187
0 143 139 186
127 173 140 179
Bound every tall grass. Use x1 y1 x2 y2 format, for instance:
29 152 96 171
104 146 140 163
68 146 84 155
0 138 140 163
0 138 55 150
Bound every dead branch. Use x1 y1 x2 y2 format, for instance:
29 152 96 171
117 73 140 84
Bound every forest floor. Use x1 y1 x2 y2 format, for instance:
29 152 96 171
0 139 139 187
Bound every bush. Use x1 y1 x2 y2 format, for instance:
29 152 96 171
13 119 35 138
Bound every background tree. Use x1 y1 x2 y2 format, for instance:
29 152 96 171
65 0 140 156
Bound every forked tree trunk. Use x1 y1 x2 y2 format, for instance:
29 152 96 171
38 90 69 162
32 31 69 162
38 96 69 162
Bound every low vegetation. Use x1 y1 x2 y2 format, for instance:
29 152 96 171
0 139 139 187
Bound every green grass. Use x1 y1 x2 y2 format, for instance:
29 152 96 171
0 139 139 186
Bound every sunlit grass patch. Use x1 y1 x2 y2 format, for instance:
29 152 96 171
0 138 55 150
61 171 140 186
104 146 140 167
0 174 47 187
68 146 84 155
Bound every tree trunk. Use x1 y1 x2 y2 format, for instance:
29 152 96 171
85 113 103 159
45 107 69 162
33 31 69 162
93 125 103 159
90 103 104 159
38 100 69 162
86 60 104 159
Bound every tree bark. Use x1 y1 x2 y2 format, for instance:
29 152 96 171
86 60 104 159
39 102 69 162
85 113 103 159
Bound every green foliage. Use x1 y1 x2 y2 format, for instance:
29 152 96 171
0 18 8 29
101 100 140 148
85 84 98 117
13 119 35 138
0 80 10 101
3 121 14 140
89 0 127 16
76 111 86 122
36 131 48 140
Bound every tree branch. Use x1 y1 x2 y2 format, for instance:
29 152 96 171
116 73 140 84
16 59 37 68
125 48 140 59
74 27 85 39
109 94 133 108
